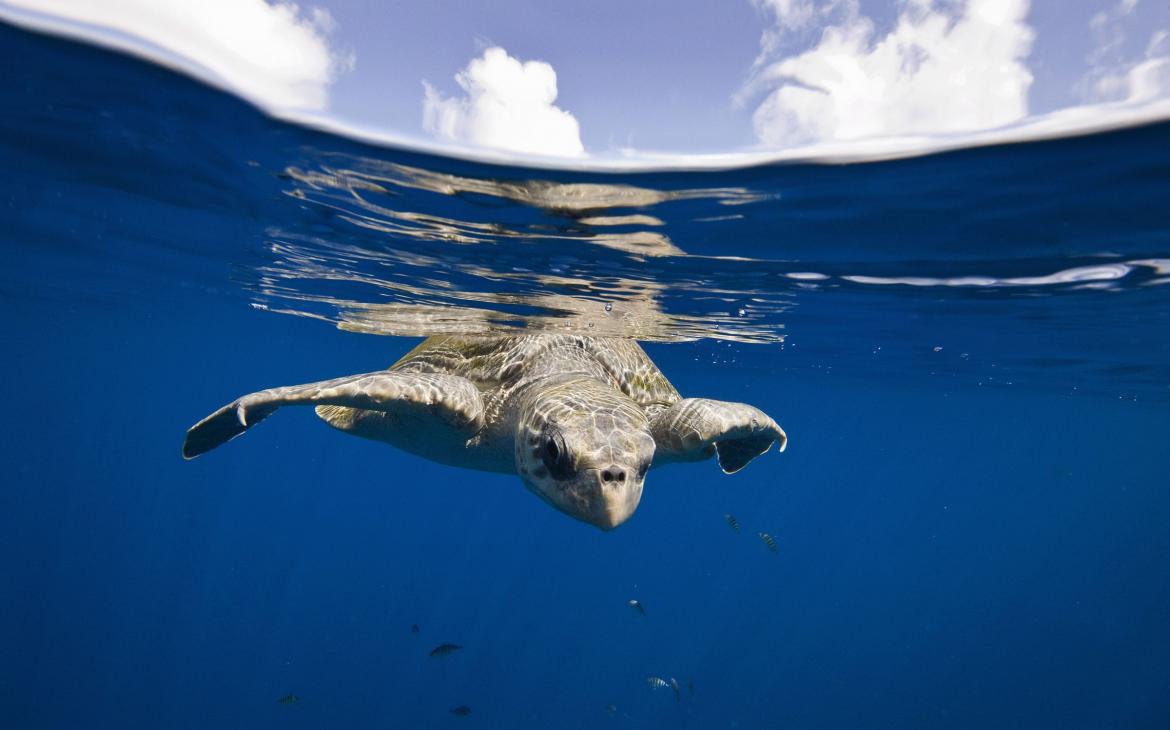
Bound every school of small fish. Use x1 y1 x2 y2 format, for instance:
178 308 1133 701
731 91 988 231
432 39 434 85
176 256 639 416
647 676 681 702
425 638 471 713
726 512 780 554
280 511 781 717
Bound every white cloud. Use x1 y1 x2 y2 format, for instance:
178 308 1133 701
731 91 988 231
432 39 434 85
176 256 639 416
1081 2 1170 105
422 47 585 158
1091 39 1170 104
743 0 1035 147
3 0 351 111
1084 0 1136 75
757 0 818 29
1103 56 1170 102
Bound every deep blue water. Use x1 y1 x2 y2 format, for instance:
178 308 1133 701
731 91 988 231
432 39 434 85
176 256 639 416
2 21 1170 730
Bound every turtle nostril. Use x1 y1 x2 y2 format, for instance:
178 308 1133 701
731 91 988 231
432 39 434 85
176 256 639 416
601 466 626 484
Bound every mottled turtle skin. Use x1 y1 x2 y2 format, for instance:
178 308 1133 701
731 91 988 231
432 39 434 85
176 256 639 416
183 335 786 530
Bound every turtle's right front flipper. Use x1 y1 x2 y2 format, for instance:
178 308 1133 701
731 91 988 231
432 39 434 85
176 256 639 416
182 371 484 459
649 398 786 474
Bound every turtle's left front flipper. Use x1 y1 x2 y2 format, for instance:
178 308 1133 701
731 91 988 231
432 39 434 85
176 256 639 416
649 398 786 473
182 371 483 459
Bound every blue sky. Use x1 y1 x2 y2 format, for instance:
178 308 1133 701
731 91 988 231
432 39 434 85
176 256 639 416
3 1 1170 159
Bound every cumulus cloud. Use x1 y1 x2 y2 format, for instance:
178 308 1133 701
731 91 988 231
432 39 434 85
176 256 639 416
742 0 1035 147
758 0 819 30
1081 1 1170 104
1093 35 1170 104
4 0 352 111
422 47 585 157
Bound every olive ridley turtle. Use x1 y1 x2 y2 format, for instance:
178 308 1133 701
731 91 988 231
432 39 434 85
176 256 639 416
183 335 786 530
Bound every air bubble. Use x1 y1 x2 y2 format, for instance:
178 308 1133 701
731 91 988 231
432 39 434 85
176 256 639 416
604 302 613 312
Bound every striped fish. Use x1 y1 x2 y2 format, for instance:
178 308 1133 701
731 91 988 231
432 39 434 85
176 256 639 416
724 513 740 533
759 532 778 553
647 676 680 702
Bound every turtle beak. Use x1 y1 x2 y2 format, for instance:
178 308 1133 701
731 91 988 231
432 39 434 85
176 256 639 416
582 465 643 530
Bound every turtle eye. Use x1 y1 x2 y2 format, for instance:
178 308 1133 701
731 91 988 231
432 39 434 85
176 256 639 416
540 430 572 479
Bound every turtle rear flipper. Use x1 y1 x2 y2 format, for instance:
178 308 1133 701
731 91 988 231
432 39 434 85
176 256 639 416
182 371 484 459
649 398 786 473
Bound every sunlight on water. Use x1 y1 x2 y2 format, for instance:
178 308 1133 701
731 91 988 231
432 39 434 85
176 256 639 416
242 148 1170 349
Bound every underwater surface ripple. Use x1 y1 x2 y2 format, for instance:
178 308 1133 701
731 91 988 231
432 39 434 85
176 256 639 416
1 20 1169 730
2 22 1169 399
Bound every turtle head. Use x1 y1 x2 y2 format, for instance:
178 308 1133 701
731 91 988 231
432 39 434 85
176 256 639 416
516 378 655 530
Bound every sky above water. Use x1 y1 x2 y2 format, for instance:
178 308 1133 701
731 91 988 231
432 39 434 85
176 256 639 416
3 0 1170 159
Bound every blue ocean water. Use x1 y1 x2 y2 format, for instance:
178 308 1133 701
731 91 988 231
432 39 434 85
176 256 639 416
2 20 1169 729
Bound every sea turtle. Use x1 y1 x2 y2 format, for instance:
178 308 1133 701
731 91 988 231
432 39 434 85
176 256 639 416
183 335 786 530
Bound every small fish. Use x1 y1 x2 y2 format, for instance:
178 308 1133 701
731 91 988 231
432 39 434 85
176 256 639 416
724 513 740 533
450 705 472 717
687 678 695 697
607 704 618 714
429 643 463 657
410 624 420 634
277 693 299 705
627 598 646 616
759 532 778 553
647 676 681 702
